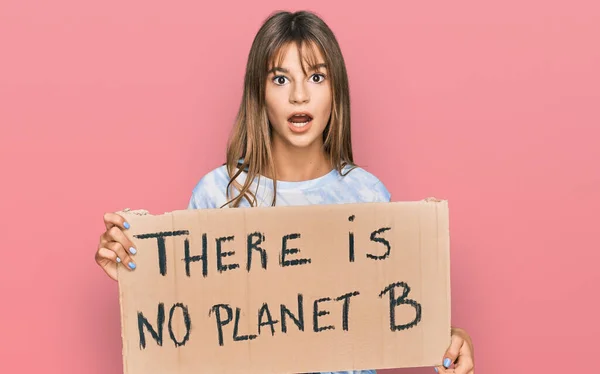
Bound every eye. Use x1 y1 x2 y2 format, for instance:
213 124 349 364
310 73 326 83
273 76 289 86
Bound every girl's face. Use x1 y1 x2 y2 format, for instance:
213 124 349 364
265 42 332 152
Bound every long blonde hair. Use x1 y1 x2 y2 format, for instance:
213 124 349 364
224 10 355 207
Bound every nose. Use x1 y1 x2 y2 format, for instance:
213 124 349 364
289 82 309 104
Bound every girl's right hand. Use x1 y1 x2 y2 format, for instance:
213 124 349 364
95 212 137 281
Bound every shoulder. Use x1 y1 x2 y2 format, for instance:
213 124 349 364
338 165 391 202
187 165 232 209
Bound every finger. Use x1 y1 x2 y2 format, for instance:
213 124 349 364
453 358 474 374
96 246 119 263
103 212 130 231
95 247 118 281
107 241 137 270
453 349 475 374
103 226 137 258
434 365 451 373
443 333 464 368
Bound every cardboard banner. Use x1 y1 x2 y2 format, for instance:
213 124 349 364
117 200 451 373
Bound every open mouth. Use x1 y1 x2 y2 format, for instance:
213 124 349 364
287 113 313 128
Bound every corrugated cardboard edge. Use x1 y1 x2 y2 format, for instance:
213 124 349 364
115 199 445 217
444 200 452 345
427 197 453 357
116 208 151 374
117 267 129 374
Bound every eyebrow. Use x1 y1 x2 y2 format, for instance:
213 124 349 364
268 63 328 74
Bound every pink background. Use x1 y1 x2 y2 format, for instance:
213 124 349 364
1 0 598 373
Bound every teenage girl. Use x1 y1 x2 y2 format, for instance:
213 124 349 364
94 10 475 374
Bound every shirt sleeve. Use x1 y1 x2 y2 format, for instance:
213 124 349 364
187 176 218 209
373 180 391 202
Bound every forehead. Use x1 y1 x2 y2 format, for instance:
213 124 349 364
269 41 326 71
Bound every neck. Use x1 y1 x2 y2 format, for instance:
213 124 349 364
270 140 331 182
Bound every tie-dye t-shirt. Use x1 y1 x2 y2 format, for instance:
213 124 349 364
187 164 390 209
187 163 390 374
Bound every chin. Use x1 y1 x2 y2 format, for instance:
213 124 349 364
284 135 321 149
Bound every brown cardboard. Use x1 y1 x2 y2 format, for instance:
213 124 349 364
117 200 451 374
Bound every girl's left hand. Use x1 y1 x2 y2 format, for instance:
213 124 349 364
434 327 474 373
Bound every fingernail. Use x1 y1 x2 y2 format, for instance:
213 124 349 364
434 368 439 373
443 358 452 368
128 262 136 269
124 222 130 229
116 257 121 263
129 247 137 255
